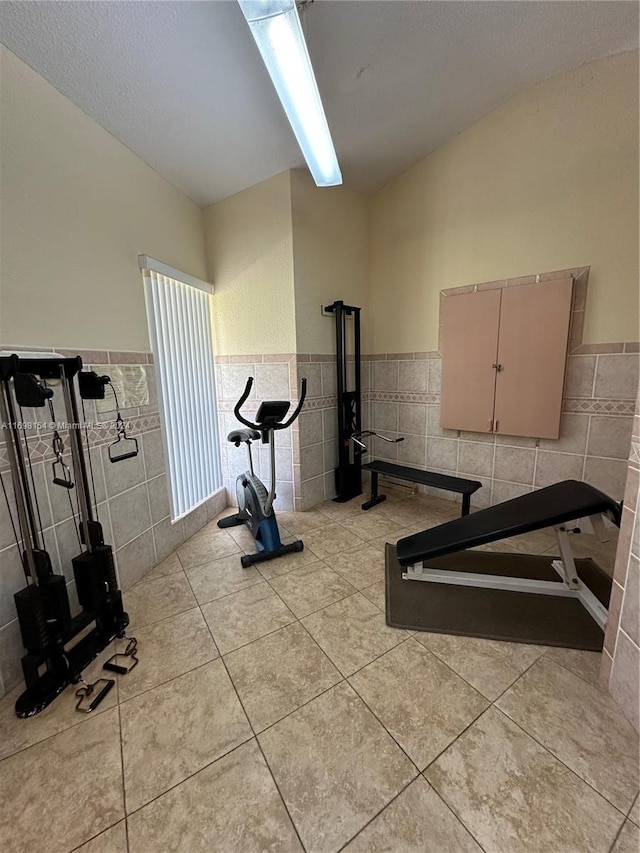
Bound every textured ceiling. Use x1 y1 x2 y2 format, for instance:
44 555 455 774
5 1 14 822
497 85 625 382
0 1 637 206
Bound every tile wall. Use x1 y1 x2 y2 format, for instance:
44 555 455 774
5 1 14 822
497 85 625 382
601 393 640 732
215 355 298 512
0 346 225 698
367 349 639 511
293 354 371 511
216 354 365 512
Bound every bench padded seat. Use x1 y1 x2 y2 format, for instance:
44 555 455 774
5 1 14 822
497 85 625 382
396 479 621 566
362 461 482 495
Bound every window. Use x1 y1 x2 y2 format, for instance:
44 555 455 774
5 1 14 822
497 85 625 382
141 258 221 520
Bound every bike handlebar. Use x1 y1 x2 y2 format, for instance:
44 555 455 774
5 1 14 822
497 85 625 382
233 376 307 431
280 378 307 429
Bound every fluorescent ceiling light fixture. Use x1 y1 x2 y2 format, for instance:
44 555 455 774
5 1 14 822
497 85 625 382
238 0 342 187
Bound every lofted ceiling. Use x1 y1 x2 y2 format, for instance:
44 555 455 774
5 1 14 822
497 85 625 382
0 1 637 207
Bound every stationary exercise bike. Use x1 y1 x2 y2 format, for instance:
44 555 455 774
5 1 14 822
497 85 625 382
218 376 307 568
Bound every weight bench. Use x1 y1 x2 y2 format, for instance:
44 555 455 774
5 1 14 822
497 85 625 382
386 480 622 650
362 460 482 516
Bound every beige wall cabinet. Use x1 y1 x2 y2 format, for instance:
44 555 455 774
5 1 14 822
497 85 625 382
440 278 573 439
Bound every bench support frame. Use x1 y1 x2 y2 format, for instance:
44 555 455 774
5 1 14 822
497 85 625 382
363 468 475 517
402 520 608 630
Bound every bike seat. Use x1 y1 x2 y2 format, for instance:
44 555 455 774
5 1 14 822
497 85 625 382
227 428 261 446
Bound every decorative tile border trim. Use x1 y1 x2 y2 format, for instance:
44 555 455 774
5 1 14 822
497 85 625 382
218 395 337 412
365 391 636 416
299 396 337 411
562 398 636 416
572 342 640 355
215 353 296 364
0 412 161 472
369 391 441 404
0 345 153 365
367 352 439 361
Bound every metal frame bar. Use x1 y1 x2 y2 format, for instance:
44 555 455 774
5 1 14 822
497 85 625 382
402 522 609 630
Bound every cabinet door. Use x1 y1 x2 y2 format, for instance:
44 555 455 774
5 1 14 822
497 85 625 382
494 278 573 439
440 289 501 433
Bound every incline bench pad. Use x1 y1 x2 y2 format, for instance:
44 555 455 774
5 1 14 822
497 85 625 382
396 480 620 566
363 461 482 495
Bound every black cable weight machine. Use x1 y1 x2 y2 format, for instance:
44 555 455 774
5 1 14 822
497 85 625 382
0 354 130 717
324 301 363 502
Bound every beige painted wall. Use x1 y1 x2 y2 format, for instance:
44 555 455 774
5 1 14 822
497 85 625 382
203 172 295 355
291 170 369 354
368 51 639 354
0 47 208 352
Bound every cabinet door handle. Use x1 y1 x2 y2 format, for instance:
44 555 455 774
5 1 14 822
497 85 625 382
492 363 503 371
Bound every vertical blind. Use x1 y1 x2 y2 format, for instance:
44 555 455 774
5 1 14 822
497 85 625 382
143 270 221 520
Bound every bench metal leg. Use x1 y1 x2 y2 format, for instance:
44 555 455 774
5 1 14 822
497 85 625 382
461 494 471 516
362 471 387 511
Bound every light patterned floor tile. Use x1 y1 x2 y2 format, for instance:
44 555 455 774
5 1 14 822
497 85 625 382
224 622 341 732
0 708 124 853
362 580 386 611
226 519 259 551
541 646 603 687
74 821 127 853
256 541 323 579
268 561 356 617
339 513 407 542
414 632 544 700
177 527 241 569
382 503 444 529
349 640 488 769
277 509 332 536
185 553 262 604
127 740 302 852
0 641 117 761
145 551 183 579
316 499 367 522
496 657 639 811
118 608 218 702
300 523 365 558
630 795 639 826
125 572 197 629
324 544 385 589
342 776 483 852
258 682 417 853
425 707 623 853
201 582 296 654
122 660 252 812
302 593 408 676
613 821 640 853
368 528 412 553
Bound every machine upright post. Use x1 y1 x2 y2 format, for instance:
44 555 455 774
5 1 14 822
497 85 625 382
0 380 41 584
325 299 363 502
60 366 95 550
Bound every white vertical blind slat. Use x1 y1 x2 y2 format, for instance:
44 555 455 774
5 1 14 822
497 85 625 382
143 270 222 520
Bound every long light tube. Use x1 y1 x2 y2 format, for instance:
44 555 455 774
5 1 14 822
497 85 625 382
238 0 342 187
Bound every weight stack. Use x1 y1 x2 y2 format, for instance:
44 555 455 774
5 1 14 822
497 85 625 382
14 575 71 653
73 544 118 611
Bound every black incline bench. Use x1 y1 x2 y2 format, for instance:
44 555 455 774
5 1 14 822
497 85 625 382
362 460 482 516
386 480 622 650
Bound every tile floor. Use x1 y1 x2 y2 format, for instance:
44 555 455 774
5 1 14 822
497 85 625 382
0 491 638 853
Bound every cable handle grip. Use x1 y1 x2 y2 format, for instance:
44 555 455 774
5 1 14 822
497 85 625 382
352 430 405 443
278 378 307 430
